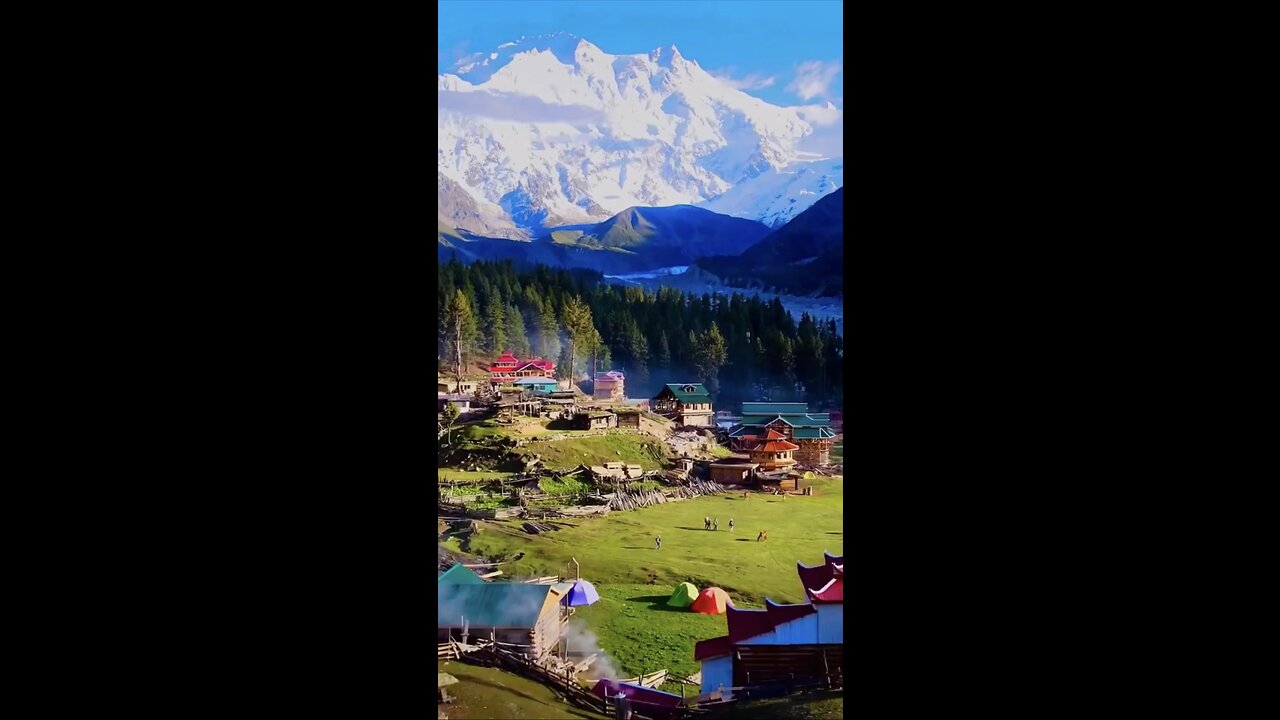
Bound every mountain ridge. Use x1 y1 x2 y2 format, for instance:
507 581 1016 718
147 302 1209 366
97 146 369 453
438 33 843 236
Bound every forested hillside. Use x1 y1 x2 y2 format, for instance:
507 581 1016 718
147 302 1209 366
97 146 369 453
438 258 843 410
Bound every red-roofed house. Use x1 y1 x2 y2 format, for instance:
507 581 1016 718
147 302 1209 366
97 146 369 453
489 352 556 384
592 370 625 401
693 554 844 697
744 429 799 470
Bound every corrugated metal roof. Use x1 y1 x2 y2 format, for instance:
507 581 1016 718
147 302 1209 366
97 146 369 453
437 564 485 585
792 427 836 439
659 383 711 403
741 402 809 414
437 584 555 628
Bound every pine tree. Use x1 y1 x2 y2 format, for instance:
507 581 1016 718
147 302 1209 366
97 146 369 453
484 298 507 356
443 290 477 382
504 302 530 358
561 297 595 384
537 304 561 360
693 322 728 399
655 331 671 370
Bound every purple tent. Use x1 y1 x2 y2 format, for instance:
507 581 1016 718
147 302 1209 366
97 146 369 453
565 579 600 606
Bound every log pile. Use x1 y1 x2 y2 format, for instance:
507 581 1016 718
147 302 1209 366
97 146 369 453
522 522 559 534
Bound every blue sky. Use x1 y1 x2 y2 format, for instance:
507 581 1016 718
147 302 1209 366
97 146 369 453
438 0 843 107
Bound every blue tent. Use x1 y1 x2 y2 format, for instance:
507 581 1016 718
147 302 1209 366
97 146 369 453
566 579 600 606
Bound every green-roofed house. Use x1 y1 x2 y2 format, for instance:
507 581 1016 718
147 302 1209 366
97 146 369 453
728 402 837 465
438 582 569 661
437 563 485 585
652 383 714 427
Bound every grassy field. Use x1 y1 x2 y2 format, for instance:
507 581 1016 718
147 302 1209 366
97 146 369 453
463 476 844 679
513 434 670 471
438 660 605 719
574 583 728 679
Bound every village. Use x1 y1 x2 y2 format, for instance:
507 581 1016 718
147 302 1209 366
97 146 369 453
438 352 845 720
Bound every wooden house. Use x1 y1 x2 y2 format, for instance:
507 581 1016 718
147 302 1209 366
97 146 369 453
651 383 714 427
438 378 480 395
488 352 556 384
695 553 844 696
592 370 625 401
572 411 617 430
728 403 835 465
437 581 569 662
616 410 642 428
438 393 472 413
744 430 799 470
709 460 758 485
514 377 560 394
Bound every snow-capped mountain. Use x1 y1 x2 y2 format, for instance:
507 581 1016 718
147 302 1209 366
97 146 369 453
438 32 843 236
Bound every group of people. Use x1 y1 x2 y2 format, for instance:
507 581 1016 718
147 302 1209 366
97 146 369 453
706 512 737 530
653 517 766 550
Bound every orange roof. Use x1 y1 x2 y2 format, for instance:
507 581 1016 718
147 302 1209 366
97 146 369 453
755 440 799 452
763 429 787 440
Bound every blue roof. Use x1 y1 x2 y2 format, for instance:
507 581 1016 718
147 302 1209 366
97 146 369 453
741 402 810 415
438 583 557 628
438 564 485 585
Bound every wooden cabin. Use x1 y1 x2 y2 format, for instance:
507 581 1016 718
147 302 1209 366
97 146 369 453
572 411 617 430
709 460 758 485
593 370 625 401
488 352 556 384
437 582 568 662
616 410 642 428
745 430 799 470
651 383 714 427
438 393 472 413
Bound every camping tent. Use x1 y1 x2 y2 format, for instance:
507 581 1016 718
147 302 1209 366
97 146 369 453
668 582 699 608
689 587 732 614
566 579 600 606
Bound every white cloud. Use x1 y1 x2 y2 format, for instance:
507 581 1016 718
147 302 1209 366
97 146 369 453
710 67 779 91
787 60 843 101
794 102 843 127
438 90 605 124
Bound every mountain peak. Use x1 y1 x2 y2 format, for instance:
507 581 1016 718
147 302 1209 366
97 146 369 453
439 35 843 234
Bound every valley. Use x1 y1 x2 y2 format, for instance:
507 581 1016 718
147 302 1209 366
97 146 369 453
439 14 843 720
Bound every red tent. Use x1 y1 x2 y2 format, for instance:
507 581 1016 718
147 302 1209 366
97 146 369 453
689 586 732 614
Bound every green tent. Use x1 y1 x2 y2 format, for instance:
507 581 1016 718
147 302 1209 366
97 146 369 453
668 582 699 608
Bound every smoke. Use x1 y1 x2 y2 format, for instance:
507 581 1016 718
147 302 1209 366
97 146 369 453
563 618 619 681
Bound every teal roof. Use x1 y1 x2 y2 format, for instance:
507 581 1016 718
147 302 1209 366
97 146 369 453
438 583 556 628
741 402 810 415
739 413 830 428
514 377 557 385
657 383 711 403
793 427 836 439
438 564 485 585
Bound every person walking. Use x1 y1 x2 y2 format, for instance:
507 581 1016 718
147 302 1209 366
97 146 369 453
713 518 719 531
729 518 734 531
757 531 763 542
655 535 662 550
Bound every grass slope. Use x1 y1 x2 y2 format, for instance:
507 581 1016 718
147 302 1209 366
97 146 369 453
514 434 669 472
438 660 604 720
463 477 844 678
